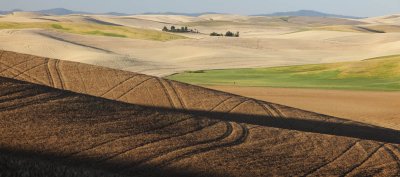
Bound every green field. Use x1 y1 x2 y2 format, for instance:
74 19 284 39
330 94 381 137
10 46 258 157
167 55 400 91
0 22 186 41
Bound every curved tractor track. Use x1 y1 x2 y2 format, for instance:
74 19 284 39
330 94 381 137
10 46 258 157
0 50 399 177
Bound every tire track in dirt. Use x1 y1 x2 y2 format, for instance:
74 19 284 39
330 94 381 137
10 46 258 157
256 100 276 117
100 119 220 164
209 96 232 112
165 81 187 109
11 62 46 81
117 100 249 173
115 77 155 100
100 74 141 97
0 90 48 104
302 140 362 177
342 143 384 177
0 92 68 112
270 104 286 117
0 59 30 74
384 145 400 176
0 60 45 85
54 60 65 89
44 58 55 87
134 100 250 170
151 122 248 170
75 65 89 93
157 79 175 108
66 116 194 158
0 85 35 98
120 121 233 174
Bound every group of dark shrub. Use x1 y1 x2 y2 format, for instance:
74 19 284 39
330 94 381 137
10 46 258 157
210 31 239 37
162 25 239 37
162 26 199 33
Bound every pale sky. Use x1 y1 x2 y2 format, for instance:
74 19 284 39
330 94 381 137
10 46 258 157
1 0 399 17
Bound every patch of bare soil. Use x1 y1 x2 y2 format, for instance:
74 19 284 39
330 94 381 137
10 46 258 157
0 50 399 176
207 86 400 130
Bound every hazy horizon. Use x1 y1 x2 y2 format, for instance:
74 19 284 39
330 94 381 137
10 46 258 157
1 0 400 17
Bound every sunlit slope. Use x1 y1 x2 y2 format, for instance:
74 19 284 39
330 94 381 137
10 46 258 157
317 25 400 33
168 55 400 91
0 22 185 41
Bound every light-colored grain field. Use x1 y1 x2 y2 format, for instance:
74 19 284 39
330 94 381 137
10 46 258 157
0 13 400 77
0 50 399 177
0 21 186 41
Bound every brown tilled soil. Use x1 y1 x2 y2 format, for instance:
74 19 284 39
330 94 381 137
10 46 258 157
0 50 399 177
206 86 400 130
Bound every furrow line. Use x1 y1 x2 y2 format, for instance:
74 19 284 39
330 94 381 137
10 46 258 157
302 140 361 177
342 143 384 177
154 122 248 169
122 121 231 173
0 60 45 84
209 97 232 112
384 145 400 176
66 116 193 158
115 78 154 100
100 74 140 97
0 93 68 112
166 80 186 109
157 79 175 108
44 59 55 87
54 60 65 89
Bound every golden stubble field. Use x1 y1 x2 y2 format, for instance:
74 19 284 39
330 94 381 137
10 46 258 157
1 12 400 76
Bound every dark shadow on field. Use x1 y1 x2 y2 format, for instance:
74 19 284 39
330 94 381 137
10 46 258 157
0 147 217 177
146 106 400 144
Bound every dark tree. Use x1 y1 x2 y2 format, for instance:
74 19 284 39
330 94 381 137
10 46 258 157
171 26 176 32
162 26 169 32
210 32 223 36
235 31 240 37
225 31 234 37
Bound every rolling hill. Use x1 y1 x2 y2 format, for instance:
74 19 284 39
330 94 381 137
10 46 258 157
168 55 400 91
0 21 186 41
256 10 363 19
0 50 399 176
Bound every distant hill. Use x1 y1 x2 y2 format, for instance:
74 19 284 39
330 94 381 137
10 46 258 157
0 8 129 16
256 10 363 19
0 9 22 15
0 8 217 17
0 8 90 15
140 12 221 17
1 9 363 18
104 12 129 16
36 8 91 15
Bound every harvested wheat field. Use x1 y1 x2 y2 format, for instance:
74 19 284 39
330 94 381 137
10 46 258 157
206 86 400 131
1 13 400 77
0 50 400 176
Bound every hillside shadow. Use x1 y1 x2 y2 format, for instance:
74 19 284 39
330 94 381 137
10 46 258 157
147 106 400 144
0 147 217 177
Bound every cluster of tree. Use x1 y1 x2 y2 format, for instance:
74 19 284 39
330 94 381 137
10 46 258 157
210 31 239 37
162 26 198 33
